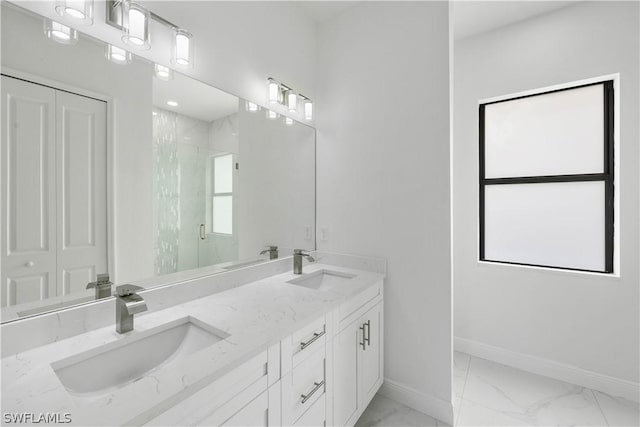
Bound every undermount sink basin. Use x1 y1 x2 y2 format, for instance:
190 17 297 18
51 316 229 397
287 269 356 291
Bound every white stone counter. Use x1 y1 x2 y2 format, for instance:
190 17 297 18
1 262 383 426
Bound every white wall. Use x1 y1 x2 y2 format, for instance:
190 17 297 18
1 4 155 283
454 0 639 386
316 2 453 421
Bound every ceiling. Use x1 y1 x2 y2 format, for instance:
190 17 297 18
296 1 358 23
452 1 576 40
153 72 239 122
297 1 577 40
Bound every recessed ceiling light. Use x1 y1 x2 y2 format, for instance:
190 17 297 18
167 101 178 107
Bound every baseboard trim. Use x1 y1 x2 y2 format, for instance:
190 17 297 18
454 336 639 402
379 378 454 425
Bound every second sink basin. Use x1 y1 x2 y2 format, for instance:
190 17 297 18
287 269 356 291
51 316 229 397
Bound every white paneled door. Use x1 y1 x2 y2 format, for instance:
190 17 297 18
1 75 107 307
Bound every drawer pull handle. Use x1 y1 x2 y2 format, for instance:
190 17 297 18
360 324 366 350
301 380 325 404
300 330 325 350
364 320 371 347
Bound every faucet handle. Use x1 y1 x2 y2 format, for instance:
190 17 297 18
116 284 144 297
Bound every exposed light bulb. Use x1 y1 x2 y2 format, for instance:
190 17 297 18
167 101 178 107
304 101 313 120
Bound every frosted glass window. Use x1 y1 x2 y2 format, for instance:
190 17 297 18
484 182 605 271
213 195 232 234
484 84 604 178
479 80 614 273
214 154 233 193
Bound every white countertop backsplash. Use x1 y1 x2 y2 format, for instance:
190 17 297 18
1 252 385 426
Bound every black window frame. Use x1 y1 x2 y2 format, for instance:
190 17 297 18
479 80 615 274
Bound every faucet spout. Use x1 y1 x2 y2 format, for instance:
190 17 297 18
115 285 147 334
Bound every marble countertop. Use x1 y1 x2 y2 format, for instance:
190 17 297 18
1 263 383 426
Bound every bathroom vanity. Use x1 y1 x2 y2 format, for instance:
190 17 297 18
1 253 385 426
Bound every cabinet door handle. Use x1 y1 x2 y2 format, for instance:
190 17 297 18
300 330 325 350
364 320 371 347
199 224 205 240
359 324 366 350
301 380 325 404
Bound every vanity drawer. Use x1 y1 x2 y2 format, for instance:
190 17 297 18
294 393 325 426
291 316 326 367
282 349 326 424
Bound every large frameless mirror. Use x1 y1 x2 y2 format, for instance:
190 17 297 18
0 2 315 322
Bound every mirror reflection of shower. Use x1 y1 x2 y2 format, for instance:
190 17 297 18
153 105 239 275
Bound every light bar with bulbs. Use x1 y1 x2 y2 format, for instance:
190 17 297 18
266 77 313 121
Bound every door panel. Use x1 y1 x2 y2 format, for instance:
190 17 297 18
7 273 50 306
1 76 56 307
56 91 107 296
360 304 383 404
332 321 359 427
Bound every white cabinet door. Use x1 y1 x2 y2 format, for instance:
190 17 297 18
332 320 360 427
360 303 383 407
55 91 107 296
1 76 57 307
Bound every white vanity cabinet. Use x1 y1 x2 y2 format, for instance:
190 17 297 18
143 279 383 427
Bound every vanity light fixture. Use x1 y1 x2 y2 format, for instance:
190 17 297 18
286 91 297 112
304 100 313 120
246 101 259 112
172 29 193 68
154 64 173 81
44 19 78 45
55 0 93 24
106 44 131 64
285 117 293 126
167 101 178 107
266 110 278 120
267 77 313 119
122 2 150 50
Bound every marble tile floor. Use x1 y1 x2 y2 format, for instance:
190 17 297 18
356 352 639 427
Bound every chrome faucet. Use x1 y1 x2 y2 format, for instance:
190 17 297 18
260 245 279 260
293 249 315 274
115 285 147 334
86 273 112 300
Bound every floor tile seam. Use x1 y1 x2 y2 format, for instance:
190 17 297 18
454 354 473 426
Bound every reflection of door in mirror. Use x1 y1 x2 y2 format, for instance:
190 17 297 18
1 75 108 308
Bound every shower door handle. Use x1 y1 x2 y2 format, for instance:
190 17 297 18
199 224 206 240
